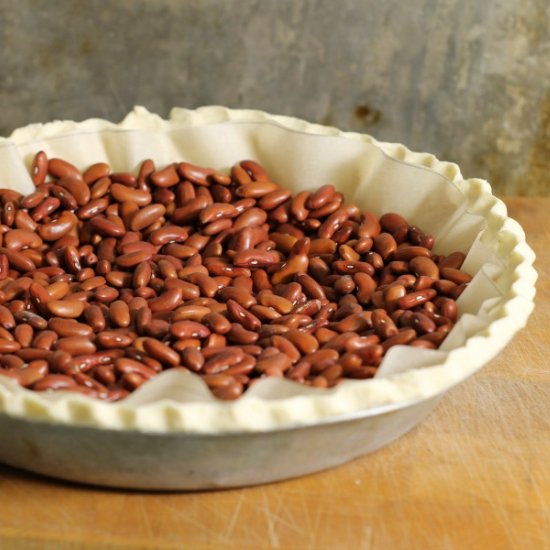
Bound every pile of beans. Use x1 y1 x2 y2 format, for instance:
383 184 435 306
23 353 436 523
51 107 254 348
0 154 472 400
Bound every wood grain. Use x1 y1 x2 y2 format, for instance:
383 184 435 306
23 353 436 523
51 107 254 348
0 197 548 550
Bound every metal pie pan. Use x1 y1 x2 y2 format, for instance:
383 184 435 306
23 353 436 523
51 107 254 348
0 394 441 490
0 106 536 489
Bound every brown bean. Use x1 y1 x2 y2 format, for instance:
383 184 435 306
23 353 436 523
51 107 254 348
0 339 21 353
17 361 49 387
15 210 38 232
237 159 269 181
295 273 325 300
271 254 309 285
89 176 112 200
318 205 359 239
116 249 154 268
76 197 109 220
436 297 458 322
143 338 180 367
410 312 437 334
103 271 130 289
258 189 291 210
233 208 268 231
373 232 397 260
48 318 94 338
150 164 180 187
440 267 473 285
236 181 279 198
171 196 210 225
3 278 32 301
271 334 301 364
414 275 435 291
31 197 59 223
1 248 35 272
46 300 85 318
379 212 409 234
307 184 336 210
91 211 120 235
84 305 106 332
183 272 217 298
82 162 110 185
61 245 81 273
33 374 77 391
14 323 34 347
218 287 256 309
47 158 80 179
38 212 77 241
199 203 238 224
180 348 205 372
109 300 131 328
131 204 166 231
308 198 342 219
115 358 157 380
148 288 183 312
172 305 211 322
14 311 48 330
94 285 120 304
27 282 50 315
170 321 210 339
381 329 417 352
133 159 154 188
398 289 437 310
56 336 97 355
439 252 466 270
108 184 151 207
258 293 293 314
57 175 90 206
226 323 259 345
283 330 319 355
200 312 230 335
33 330 59 350
393 246 432 262
289 190 310 222
409 256 439 279
132 262 152 289
4 229 42 250
372 309 398 339
31 151 48 186
49 183 78 211
95 331 134 349
309 238 336 257
332 260 375 277
177 162 214 185
256 352 291 373
203 348 244 374
226 299 261 331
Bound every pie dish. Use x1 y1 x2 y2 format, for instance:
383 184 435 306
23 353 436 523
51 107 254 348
0 107 536 488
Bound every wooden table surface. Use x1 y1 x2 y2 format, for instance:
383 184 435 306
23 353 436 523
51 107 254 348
0 197 548 550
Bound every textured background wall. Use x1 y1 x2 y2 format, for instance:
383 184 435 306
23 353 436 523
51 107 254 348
1 0 549 195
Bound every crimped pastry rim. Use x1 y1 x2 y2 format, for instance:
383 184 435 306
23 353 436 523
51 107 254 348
0 106 537 434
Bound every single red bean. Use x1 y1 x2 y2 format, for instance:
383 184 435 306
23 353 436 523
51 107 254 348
55 336 97 355
47 300 85 318
143 338 180 367
31 151 48 186
33 374 77 391
170 321 211 339
48 158 81 179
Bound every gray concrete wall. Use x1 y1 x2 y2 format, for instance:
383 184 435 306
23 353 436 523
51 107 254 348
1 0 549 195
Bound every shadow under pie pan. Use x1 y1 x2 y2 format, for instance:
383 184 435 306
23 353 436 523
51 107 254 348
0 106 537 490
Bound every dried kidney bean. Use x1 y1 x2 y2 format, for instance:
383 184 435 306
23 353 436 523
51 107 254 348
0 155 473 400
